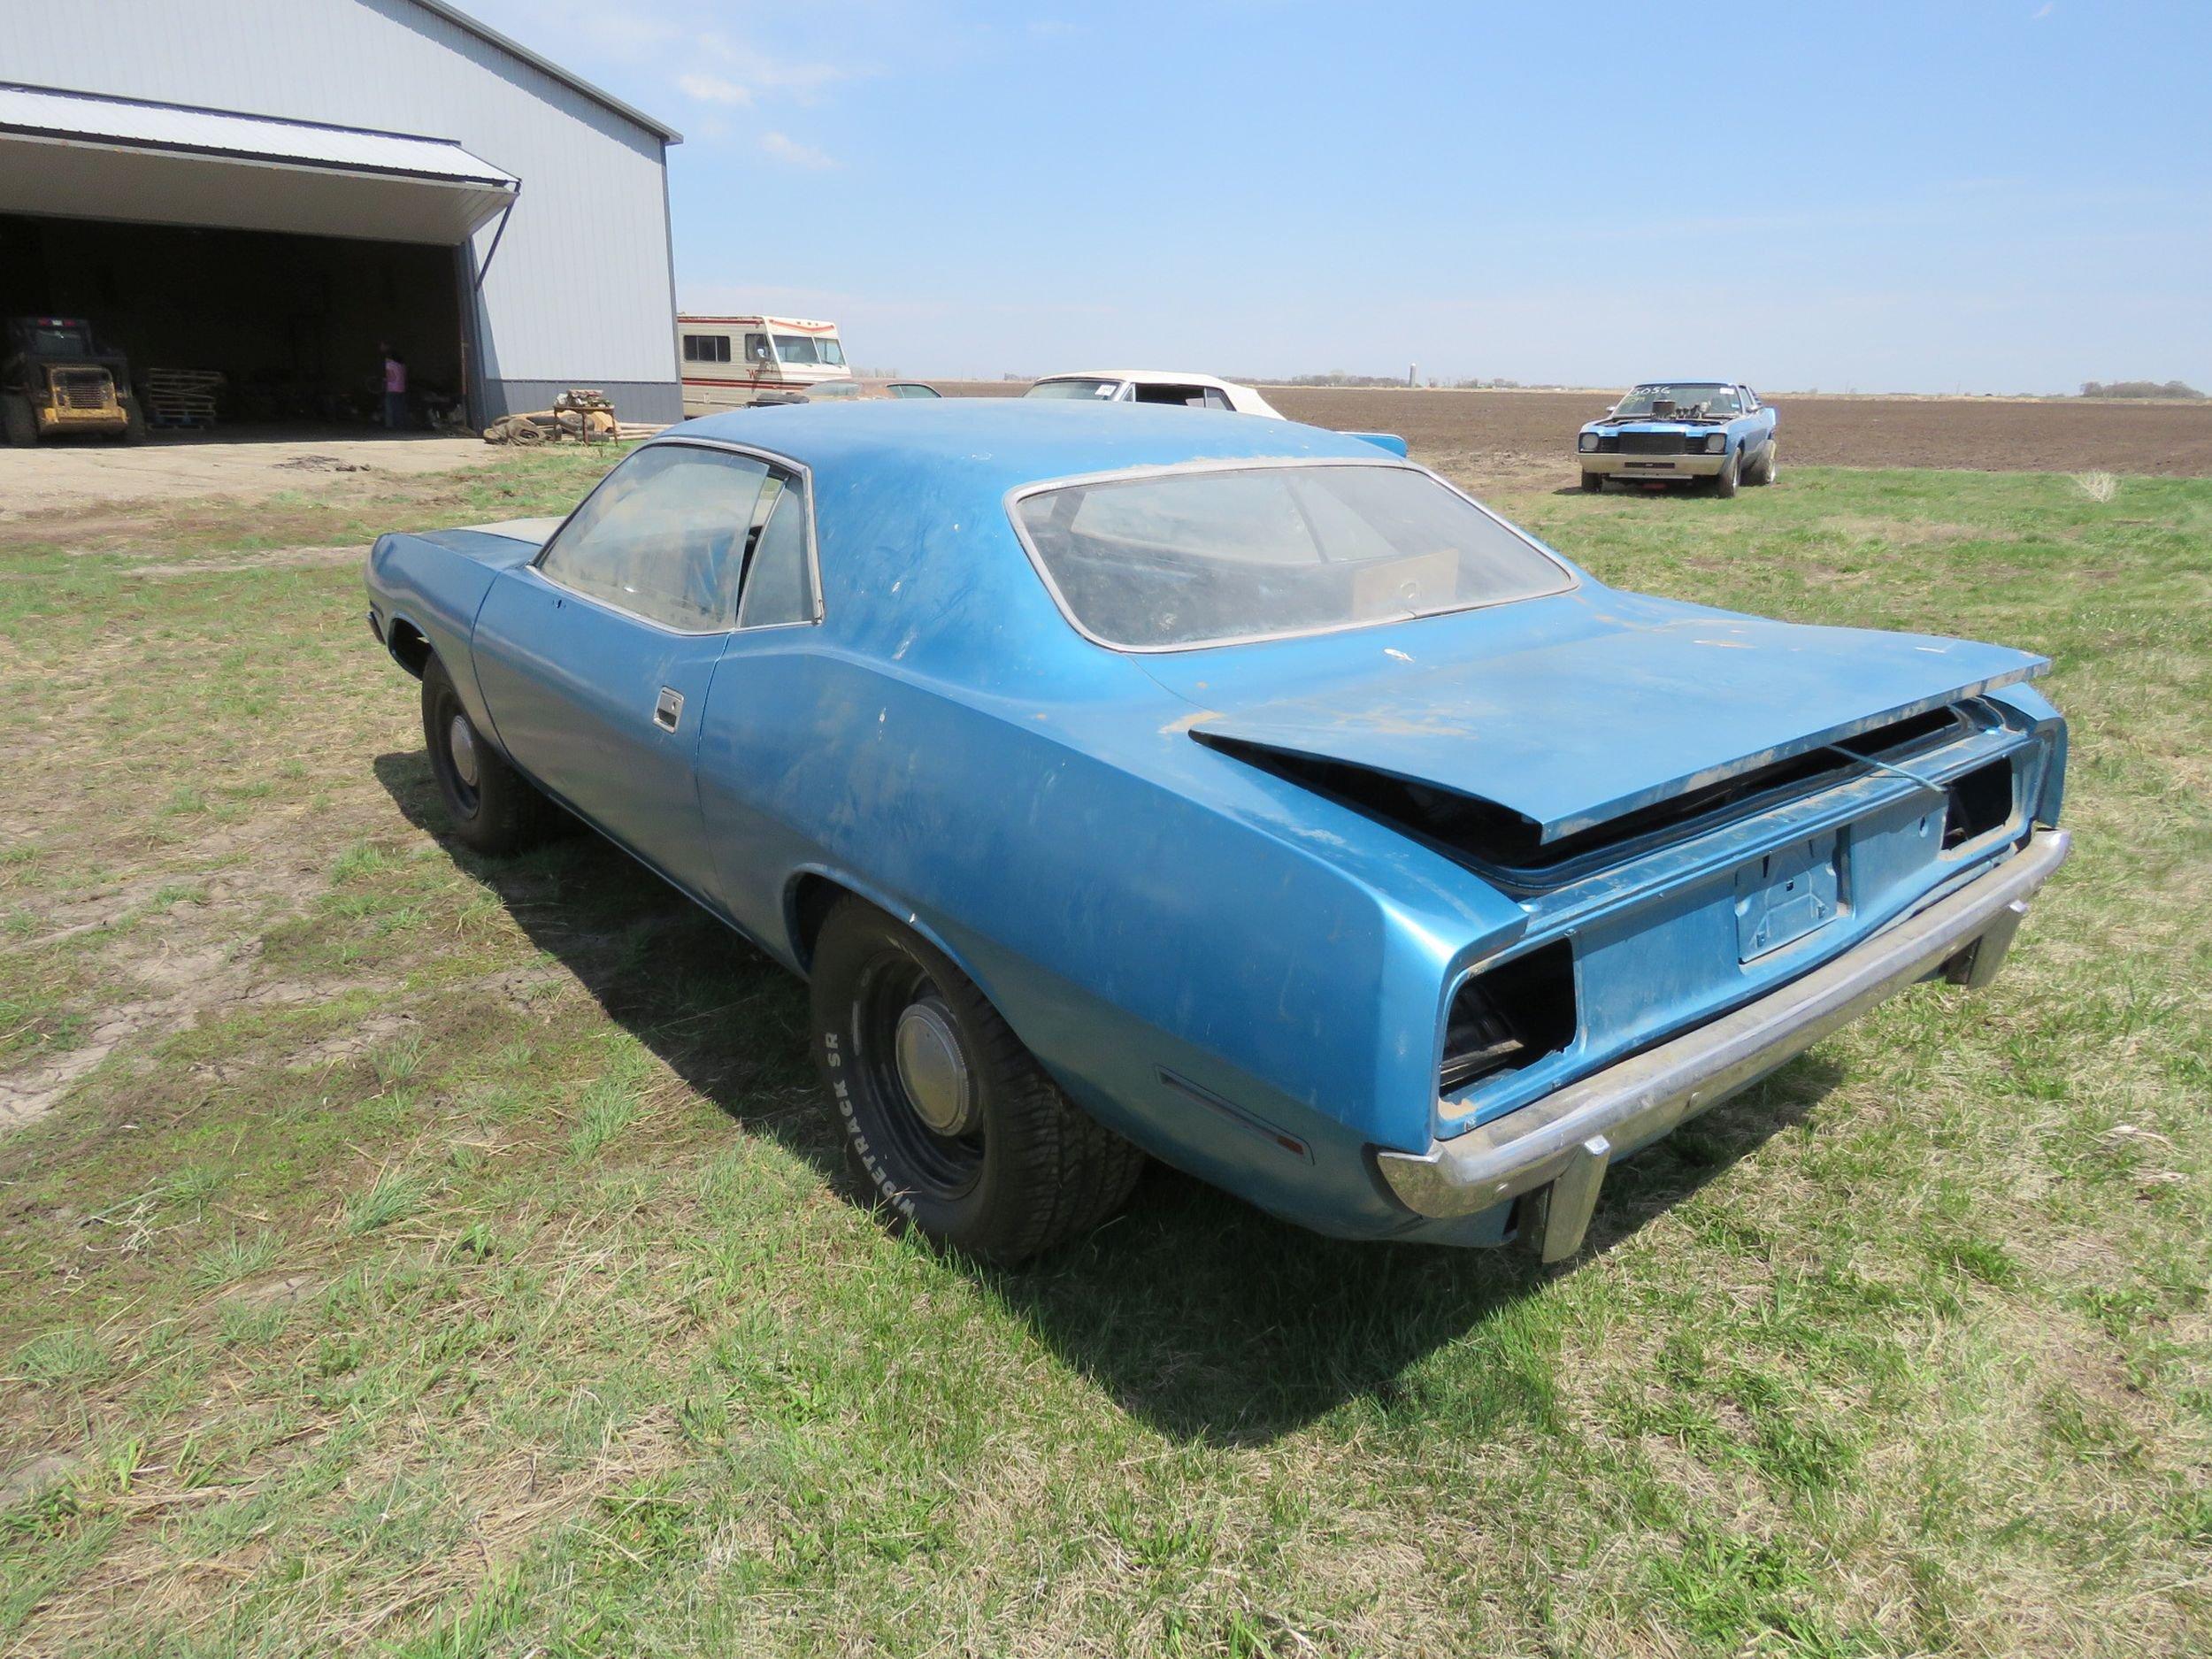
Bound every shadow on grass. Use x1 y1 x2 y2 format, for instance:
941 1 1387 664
376 750 1836 1447
1549 482 1719 499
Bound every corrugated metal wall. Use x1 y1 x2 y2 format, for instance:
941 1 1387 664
6 0 680 420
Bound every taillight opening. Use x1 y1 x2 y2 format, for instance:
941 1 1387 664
1440 941 1576 1094
1943 758 2013 850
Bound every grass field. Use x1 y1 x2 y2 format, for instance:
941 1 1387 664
2 448 2208 1656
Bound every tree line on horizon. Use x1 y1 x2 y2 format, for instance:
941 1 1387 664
2079 380 2203 399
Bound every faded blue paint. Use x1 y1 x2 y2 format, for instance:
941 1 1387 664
1345 431 1410 457
365 400 2067 1247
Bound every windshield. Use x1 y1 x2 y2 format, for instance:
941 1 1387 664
1025 378 1121 401
1014 464 1574 650
1612 383 1740 419
773 334 845 366
26 322 92 356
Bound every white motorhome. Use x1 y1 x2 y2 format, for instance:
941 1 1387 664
677 314 853 415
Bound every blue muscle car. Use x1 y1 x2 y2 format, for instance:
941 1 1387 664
365 401 2067 1263
1578 380 1778 495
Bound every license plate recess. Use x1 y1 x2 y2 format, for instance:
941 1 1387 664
1734 832 1842 961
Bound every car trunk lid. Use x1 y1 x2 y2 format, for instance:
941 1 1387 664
1144 592 2046 847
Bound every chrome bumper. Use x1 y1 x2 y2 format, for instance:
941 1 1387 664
1375 828 2071 1260
1578 450 1726 478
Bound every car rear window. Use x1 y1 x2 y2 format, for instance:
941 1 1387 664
1013 463 1574 649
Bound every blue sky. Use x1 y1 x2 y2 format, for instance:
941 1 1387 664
457 0 2211 393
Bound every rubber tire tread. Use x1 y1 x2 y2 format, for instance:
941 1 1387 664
811 896 1143 1263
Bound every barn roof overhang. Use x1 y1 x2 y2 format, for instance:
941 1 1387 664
0 83 519 245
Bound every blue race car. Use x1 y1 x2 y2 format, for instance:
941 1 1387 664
366 401 2066 1263
1577 380 1778 496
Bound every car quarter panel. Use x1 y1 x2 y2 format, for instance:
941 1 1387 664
365 528 541 736
693 640 1533 1236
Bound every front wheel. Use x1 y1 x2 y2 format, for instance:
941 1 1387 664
1711 449 1740 498
2 394 35 448
810 897 1143 1263
118 397 147 444
1751 439 1778 485
1580 470 1605 493
419 656 556 855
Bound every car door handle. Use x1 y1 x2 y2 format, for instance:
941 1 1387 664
653 687 684 731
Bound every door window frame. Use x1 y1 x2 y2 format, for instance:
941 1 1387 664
531 437 825 637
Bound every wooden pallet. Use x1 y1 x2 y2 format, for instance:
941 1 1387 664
142 367 224 426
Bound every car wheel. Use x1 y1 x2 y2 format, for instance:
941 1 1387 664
1712 449 1740 498
810 897 1144 1263
2 394 35 448
1754 440 1778 485
1580 470 1605 493
419 656 556 855
119 396 147 445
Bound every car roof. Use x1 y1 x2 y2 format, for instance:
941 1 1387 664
1038 369 1249 391
664 398 1386 497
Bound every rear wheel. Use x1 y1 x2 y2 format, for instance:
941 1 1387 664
2 394 35 448
1711 448 1740 498
1580 470 1605 493
419 656 556 855
810 897 1143 1263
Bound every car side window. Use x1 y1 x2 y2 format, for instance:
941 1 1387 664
1742 386 1760 410
1132 383 1211 408
538 444 772 631
734 470 818 628
745 333 772 364
1201 388 1234 411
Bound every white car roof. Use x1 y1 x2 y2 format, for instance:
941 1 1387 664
1041 369 1244 390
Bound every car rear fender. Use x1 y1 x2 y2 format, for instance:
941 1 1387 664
365 528 542 753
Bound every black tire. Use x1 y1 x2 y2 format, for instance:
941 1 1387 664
1580 470 1605 493
1752 439 1778 485
419 656 555 855
118 396 147 445
1711 448 1740 498
2 394 35 448
811 897 1143 1263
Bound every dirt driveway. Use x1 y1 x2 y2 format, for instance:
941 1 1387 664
0 430 492 516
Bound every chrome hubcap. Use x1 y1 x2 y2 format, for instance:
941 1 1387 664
448 713 480 788
894 997 975 1136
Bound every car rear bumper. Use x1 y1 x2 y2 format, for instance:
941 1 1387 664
1577 449 1728 478
1372 827 2071 1259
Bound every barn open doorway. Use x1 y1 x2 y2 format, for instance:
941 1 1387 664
0 212 466 434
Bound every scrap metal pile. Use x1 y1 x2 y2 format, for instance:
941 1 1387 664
482 388 618 445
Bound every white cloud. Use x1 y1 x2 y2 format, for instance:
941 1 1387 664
678 73 752 105
758 131 838 170
698 34 853 102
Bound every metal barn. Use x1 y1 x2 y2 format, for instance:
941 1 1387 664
0 0 682 431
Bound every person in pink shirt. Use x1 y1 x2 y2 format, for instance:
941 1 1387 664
380 344 408 430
